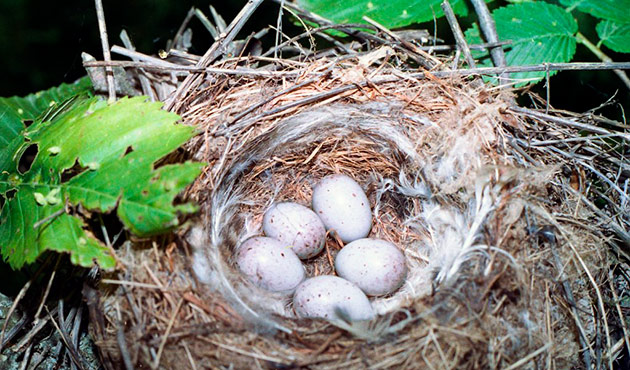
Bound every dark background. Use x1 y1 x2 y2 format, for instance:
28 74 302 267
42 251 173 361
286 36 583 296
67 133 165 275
0 0 628 120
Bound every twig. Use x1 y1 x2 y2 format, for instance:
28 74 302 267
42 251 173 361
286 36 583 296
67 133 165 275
229 75 322 124
274 0 285 59
33 207 66 229
86 58 630 80
361 16 440 68
505 342 552 370
111 45 178 68
47 304 86 370
18 343 34 370
562 235 613 370
169 7 197 49
608 268 630 361
85 59 322 79
509 106 629 139
194 8 220 39
15 308 55 352
441 0 476 68
119 30 157 101
577 32 630 91
33 255 62 319
0 280 32 351
151 298 184 370
94 0 116 102
469 0 507 83
115 303 135 370
165 0 265 112
548 235 593 369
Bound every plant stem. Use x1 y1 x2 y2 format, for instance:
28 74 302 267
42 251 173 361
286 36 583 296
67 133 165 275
469 0 508 83
94 0 116 103
576 32 630 91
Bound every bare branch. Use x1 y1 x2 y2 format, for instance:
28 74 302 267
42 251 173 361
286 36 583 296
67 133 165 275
469 0 508 82
94 0 116 102
441 0 476 68
165 0 265 112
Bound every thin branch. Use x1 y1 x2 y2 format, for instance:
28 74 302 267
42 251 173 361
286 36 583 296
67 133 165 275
115 303 134 370
441 0 476 68
509 106 629 139
94 0 116 102
151 298 184 370
85 59 318 78
361 16 440 68
165 0 265 112
576 32 630 91
47 304 86 370
194 8 220 39
111 45 177 68
119 31 157 101
469 0 507 82
169 7 197 49
84 59 630 80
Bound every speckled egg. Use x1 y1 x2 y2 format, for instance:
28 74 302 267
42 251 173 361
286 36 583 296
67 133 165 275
335 238 407 296
293 275 375 321
235 236 305 294
311 174 372 243
262 202 326 259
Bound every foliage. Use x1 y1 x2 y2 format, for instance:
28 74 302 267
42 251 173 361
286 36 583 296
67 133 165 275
465 2 577 85
0 82 203 270
297 0 469 29
298 0 630 87
559 0 630 24
596 21 630 53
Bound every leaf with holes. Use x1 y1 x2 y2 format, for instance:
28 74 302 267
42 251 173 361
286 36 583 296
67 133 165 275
465 2 578 86
596 20 630 53
0 91 203 270
0 78 92 177
297 0 469 29
560 0 630 24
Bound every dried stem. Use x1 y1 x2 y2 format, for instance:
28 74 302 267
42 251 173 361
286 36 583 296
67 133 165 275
165 0 265 112
84 59 630 80
469 0 507 82
94 0 116 102
576 32 630 91
441 0 476 68
119 31 156 101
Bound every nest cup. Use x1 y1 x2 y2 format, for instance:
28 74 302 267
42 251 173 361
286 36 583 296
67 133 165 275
99 58 608 369
190 101 441 321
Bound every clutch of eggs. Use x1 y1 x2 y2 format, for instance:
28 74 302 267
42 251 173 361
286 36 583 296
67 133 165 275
234 173 408 320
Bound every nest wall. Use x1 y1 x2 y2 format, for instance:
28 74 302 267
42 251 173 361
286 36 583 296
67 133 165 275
97 60 608 369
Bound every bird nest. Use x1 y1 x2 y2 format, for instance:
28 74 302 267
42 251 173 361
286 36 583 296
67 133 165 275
70 3 630 369
88 49 626 369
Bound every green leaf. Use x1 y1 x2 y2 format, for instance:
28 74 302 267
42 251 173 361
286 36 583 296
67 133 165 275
0 78 92 175
1 93 203 270
297 0 469 29
596 20 630 53
560 0 630 24
465 2 577 86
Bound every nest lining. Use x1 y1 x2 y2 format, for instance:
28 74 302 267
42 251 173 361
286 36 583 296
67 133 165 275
94 55 615 369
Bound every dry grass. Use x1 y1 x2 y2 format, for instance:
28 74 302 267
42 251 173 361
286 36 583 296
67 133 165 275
86 50 627 369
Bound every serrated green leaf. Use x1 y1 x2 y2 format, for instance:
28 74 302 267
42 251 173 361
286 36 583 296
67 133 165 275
597 20 630 53
1 93 203 270
560 0 630 24
0 78 92 175
297 0 469 29
0 187 111 268
465 2 577 86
